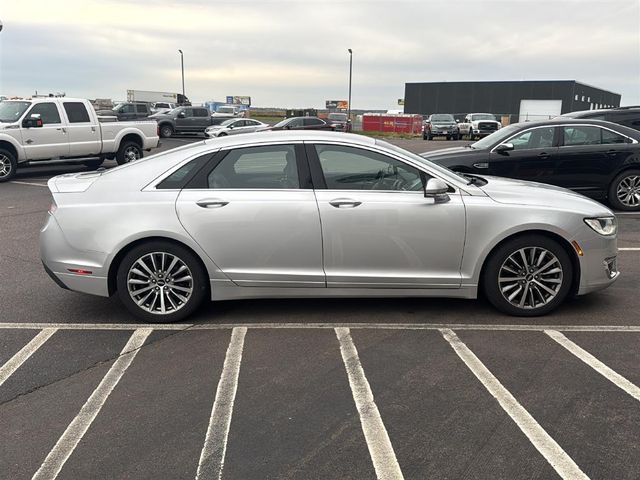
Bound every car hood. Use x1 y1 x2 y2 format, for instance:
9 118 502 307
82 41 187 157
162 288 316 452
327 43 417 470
421 147 473 159
478 176 613 215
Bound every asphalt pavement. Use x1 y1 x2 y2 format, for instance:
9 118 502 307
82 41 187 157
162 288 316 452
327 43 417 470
1 135 639 479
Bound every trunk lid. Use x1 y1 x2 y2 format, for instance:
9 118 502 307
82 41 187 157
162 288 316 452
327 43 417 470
48 171 104 193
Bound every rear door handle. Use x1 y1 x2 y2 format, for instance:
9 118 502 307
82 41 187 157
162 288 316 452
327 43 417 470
538 152 550 159
606 149 617 156
329 198 362 208
196 198 229 208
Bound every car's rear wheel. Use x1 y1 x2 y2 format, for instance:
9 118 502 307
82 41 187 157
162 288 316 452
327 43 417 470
116 141 143 165
482 235 573 316
0 149 17 182
116 241 208 323
159 124 174 138
608 169 640 211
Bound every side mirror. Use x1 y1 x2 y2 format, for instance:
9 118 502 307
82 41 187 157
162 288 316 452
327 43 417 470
178 111 186 118
456 119 460 123
23 114 43 128
422 176 450 202
495 142 514 153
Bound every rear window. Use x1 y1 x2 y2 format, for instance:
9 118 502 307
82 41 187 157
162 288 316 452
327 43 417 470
63 102 91 123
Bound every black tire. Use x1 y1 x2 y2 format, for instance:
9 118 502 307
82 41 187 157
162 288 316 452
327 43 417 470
482 234 573 317
608 169 640 211
427 133 433 141
0 148 17 182
446 135 451 141
116 141 143 166
218 132 227 137
84 158 104 170
454 133 460 141
116 240 208 323
468 131 474 140
159 124 174 138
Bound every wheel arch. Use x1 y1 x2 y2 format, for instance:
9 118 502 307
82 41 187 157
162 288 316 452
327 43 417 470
107 235 211 296
478 229 581 297
0 139 20 161
119 132 143 149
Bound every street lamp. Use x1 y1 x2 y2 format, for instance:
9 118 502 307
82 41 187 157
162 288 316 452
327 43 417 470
347 48 353 126
178 49 185 99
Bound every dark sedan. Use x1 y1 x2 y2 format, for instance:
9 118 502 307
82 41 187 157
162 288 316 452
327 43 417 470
269 116 335 131
422 119 640 211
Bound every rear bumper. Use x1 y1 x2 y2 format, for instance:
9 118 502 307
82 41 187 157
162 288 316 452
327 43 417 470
40 214 110 297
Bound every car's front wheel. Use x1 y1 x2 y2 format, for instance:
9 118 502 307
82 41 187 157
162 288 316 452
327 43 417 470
0 148 17 182
116 241 208 322
482 235 573 316
159 124 174 138
609 169 640 211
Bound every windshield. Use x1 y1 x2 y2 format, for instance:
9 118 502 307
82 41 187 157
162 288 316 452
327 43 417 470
328 113 347 121
0 101 31 122
471 114 496 121
221 119 236 126
471 124 521 149
431 114 455 122
375 139 469 184
273 118 292 128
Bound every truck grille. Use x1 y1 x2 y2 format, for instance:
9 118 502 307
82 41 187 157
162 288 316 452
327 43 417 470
478 122 498 131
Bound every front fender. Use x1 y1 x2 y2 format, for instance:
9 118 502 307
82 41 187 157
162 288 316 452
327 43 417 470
0 132 26 161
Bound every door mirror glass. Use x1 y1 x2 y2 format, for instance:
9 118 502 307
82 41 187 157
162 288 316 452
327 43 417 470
495 142 514 153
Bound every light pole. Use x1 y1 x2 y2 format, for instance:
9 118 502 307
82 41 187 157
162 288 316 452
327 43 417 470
178 49 185 99
347 48 353 126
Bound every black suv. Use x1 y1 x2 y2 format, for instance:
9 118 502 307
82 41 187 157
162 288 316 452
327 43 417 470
96 102 151 121
561 106 640 132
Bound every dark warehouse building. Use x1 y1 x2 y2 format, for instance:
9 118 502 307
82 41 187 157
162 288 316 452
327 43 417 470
404 80 621 122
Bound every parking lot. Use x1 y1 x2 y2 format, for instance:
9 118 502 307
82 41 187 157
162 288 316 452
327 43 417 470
2 136 640 479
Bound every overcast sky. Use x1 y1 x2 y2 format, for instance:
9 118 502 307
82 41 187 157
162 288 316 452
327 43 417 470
0 0 639 109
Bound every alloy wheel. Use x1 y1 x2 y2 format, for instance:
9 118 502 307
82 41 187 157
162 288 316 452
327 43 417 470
124 146 141 163
0 154 12 178
498 247 563 310
616 174 640 207
127 252 193 315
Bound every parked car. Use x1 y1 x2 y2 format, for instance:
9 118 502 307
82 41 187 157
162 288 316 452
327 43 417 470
96 102 152 121
151 102 177 114
205 118 269 137
41 131 618 322
0 98 160 181
421 118 640 211
423 114 460 140
327 112 352 132
150 106 215 137
560 106 640 132
269 116 335 131
458 113 502 140
212 105 245 118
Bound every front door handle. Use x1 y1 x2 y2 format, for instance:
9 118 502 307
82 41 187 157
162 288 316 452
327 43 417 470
606 149 617 156
473 162 489 169
329 198 362 208
538 152 550 159
196 198 229 208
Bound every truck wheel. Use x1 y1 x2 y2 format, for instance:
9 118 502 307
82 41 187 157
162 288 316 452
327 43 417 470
159 124 174 138
468 131 475 141
116 141 143 165
608 169 640 211
84 158 104 170
0 149 17 183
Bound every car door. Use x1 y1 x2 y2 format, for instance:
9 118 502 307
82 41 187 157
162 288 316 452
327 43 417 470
62 101 102 157
21 102 70 160
228 120 249 135
193 108 211 131
175 144 324 287
286 117 305 130
175 108 193 132
309 143 466 288
136 103 150 119
488 125 559 182
118 104 136 121
303 118 328 130
554 125 633 196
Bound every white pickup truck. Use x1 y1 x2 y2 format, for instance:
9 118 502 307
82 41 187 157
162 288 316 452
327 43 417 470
0 97 160 182
457 113 502 140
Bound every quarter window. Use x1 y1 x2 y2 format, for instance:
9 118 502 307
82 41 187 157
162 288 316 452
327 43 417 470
63 102 91 123
315 144 425 191
207 145 299 189
27 103 61 124
508 127 555 150
601 129 627 145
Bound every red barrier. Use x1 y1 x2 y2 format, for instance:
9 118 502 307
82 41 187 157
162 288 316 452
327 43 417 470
362 114 422 134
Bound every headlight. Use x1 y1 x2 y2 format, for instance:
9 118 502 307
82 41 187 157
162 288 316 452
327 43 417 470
584 217 617 236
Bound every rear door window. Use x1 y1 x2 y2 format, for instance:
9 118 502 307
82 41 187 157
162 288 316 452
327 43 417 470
63 102 91 123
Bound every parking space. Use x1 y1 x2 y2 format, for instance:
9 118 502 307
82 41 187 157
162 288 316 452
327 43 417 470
0 324 639 479
1 135 640 479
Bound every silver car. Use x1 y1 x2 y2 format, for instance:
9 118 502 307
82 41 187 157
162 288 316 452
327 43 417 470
205 118 268 138
40 132 619 322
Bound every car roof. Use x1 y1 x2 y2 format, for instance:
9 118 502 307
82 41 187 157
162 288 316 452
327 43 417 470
202 131 374 148
503 118 640 140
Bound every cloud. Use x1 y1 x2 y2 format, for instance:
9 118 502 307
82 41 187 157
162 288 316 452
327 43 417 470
0 0 638 109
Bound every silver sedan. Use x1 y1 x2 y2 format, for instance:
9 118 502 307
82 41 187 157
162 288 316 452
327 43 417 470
205 118 269 138
40 132 619 322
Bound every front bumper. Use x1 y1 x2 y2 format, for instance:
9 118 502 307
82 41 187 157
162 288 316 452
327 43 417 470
40 214 110 297
576 233 619 295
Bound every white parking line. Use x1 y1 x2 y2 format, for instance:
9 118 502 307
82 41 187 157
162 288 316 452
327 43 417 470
545 330 640 402
9 181 48 187
31 328 151 480
440 329 588 480
335 327 404 480
196 327 247 480
619 247 640 251
0 329 57 387
1 322 640 332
